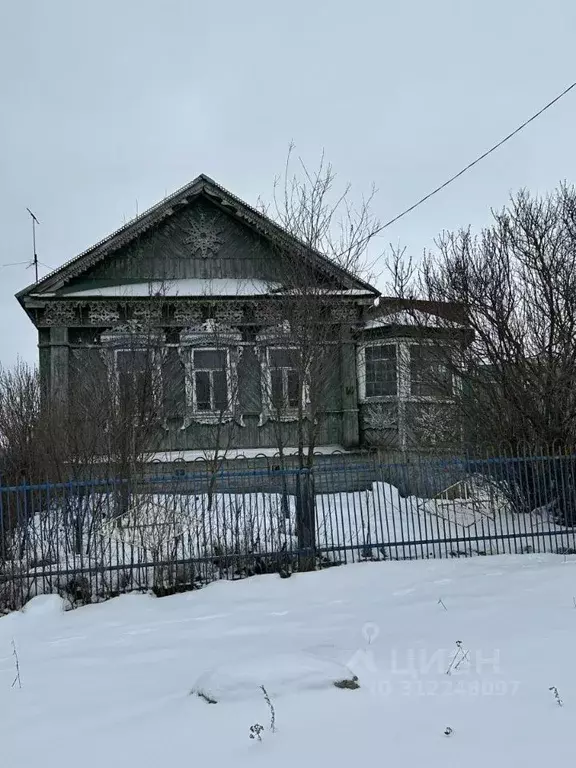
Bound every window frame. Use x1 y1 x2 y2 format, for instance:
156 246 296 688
114 347 155 408
408 343 453 400
178 322 243 428
266 346 303 413
358 339 454 403
254 324 310 426
358 341 400 402
256 344 309 424
100 327 166 418
188 346 232 415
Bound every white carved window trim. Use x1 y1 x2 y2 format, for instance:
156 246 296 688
358 339 454 403
185 347 234 424
358 338 456 452
179 322 242 428
261 346 309 422
357 341 400 402
100 326 166 415
255 324 310 426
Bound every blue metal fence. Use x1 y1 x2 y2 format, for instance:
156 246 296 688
1 449 576 612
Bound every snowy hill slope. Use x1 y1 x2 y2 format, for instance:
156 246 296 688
1 555 576 766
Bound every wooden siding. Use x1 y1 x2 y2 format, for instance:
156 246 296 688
67 343 345 452
58 198 332 290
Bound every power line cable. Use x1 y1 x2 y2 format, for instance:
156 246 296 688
373 79 576 236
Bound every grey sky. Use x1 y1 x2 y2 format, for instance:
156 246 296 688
1 0 575 365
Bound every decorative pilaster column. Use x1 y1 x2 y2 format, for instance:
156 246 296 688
49 326 69 409
340 336 360 448
397 341 411 452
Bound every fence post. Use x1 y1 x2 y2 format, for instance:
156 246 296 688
295 468 316 570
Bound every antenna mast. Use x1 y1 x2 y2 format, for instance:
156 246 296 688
26 208 40 283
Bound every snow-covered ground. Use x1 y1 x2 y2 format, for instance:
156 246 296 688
2 554 576 766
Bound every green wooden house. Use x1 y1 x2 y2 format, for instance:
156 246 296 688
17 175 466 463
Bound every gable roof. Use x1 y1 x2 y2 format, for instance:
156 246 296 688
17 174 379 300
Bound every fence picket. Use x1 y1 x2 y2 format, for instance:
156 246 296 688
1 448 576 611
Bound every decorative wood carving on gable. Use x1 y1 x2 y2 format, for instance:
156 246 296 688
42 302 78 326
173 301 204 326
182 211 224 259
88 303 121 326
18 176 379 308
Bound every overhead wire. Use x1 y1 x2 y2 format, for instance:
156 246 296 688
370 79 576 238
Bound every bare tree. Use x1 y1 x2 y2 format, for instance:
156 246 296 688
257 148 382 558
177 311 244 510
0 362 43 487
386 185 576 520
261 148 382 461
404 186 576 447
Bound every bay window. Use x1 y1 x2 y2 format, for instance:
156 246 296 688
360 341 452 401
409 346 452 398
364 344 398 398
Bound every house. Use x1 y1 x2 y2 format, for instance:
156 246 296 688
16 175 468 464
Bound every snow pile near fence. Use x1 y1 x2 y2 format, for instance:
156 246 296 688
1 555 576 767
22 594 68 617
316 481 573 560
101 492 297 558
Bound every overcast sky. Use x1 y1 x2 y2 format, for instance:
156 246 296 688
1 0 575 365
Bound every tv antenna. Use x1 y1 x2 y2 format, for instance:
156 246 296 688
26 208 40 283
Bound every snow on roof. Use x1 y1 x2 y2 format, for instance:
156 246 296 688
55 278 279 299
41 280 373 300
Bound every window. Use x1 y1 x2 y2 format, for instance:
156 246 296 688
116 349 153 408
191 348 229 412
178 323 241 427
364 344 397 397
268 348 300 410
410 346 451 398
100 327 165 418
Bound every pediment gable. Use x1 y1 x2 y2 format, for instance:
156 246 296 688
17 175 378 304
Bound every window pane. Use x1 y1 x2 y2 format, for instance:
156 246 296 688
118 371 133 407
117 350 151 406
287 371 300 408
194 349 226 369
195 371 211 410
213 370 228 411
365 345 397 397
365 345 395 363
271 370 284 409
117 349 148 374
410 346 451 397
270 348 297 369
